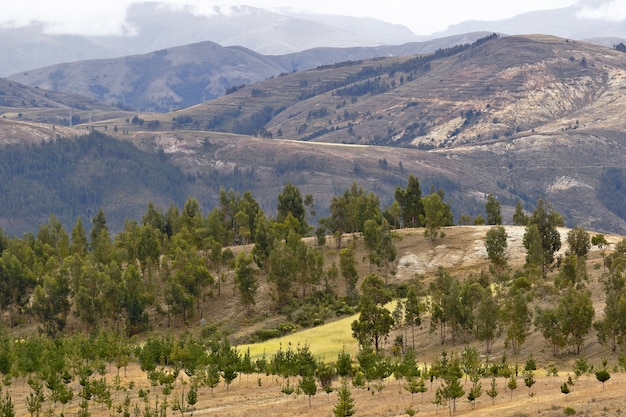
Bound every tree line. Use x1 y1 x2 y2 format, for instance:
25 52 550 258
1 171 626 415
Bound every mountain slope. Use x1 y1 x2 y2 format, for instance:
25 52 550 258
8 33 491 112
0 3 419 77
1 35 625 235
104 34 624 233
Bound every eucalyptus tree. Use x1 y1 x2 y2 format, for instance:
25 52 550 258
512 201 528 226
523 198 564 277
474 286 500 353
422 192 452 241
351 274 394 353
567 226 591 258
557 287 595 355
534 306 566 356
167 233 213 322
485 193 502 225
339 244 359 303
404 285 423 351
592 233 609 270
31 271 71 337
0 240 37 327
485 225 508 273
429 268 474 344
394 175 424 228
90 208 114 265
502 289 532 356
277 182 308 236
234 253 258 316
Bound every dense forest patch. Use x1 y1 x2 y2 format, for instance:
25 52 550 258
0 131 190 234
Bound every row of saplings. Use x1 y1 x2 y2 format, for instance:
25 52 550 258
0 332 617 417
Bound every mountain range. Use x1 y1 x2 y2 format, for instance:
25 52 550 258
2 1 625 78
1 34 625 236
7 33 490 112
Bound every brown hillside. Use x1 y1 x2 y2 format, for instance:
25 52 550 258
0 35 624 235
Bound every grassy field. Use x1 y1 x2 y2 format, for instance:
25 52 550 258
238 300 398 363
238 313 359 361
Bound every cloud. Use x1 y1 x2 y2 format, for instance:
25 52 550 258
576 0 626 21
0 0 136 35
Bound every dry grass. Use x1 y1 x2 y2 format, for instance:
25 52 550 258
5 226 625 417
5 362 626 417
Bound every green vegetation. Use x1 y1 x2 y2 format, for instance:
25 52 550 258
0 131 189 234
0 162 623 415
598 168 625 221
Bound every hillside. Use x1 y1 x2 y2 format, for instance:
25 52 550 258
0 3 422 77
1 224 626 417
7 33 490 112
147 35 626 149
0 78 126 122
0 35 624 235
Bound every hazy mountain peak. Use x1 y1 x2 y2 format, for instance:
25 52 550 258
434 2 626 40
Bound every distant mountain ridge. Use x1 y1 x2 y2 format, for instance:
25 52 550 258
0 2 420 77
2 1 625 78
434 4 626 41
1 35 625 236
8 33 492 112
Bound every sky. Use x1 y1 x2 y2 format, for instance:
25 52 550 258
1 0 625 36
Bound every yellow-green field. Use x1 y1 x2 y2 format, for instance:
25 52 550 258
238 301 399 361
238 313 359 361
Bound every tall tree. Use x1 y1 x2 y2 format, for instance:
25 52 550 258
377 219 397 283
234 253 258 316
523 198 563 277
31 272 71 337
429 267 454 345
277 183 308 236
362 219 381 271
0 245 37 327
339 245 359 303
182 197 203 234
557 287 595 354
594 289 626 352
512 201 528 226
121 264 150 336
485 194 502 225
326 195 348 248
485 226 508 273
351 274 394 353
555 253 589 290
567 226 591 258
74 262 110 330
394 175 424 228
142 201 166 233
534 306 566 356
422 192 449 241
251 214 276 271
404 285 423 351
502 291 532 355
474 287 500 353
69 217 89 257
90 209 114 265
592 233 609 270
